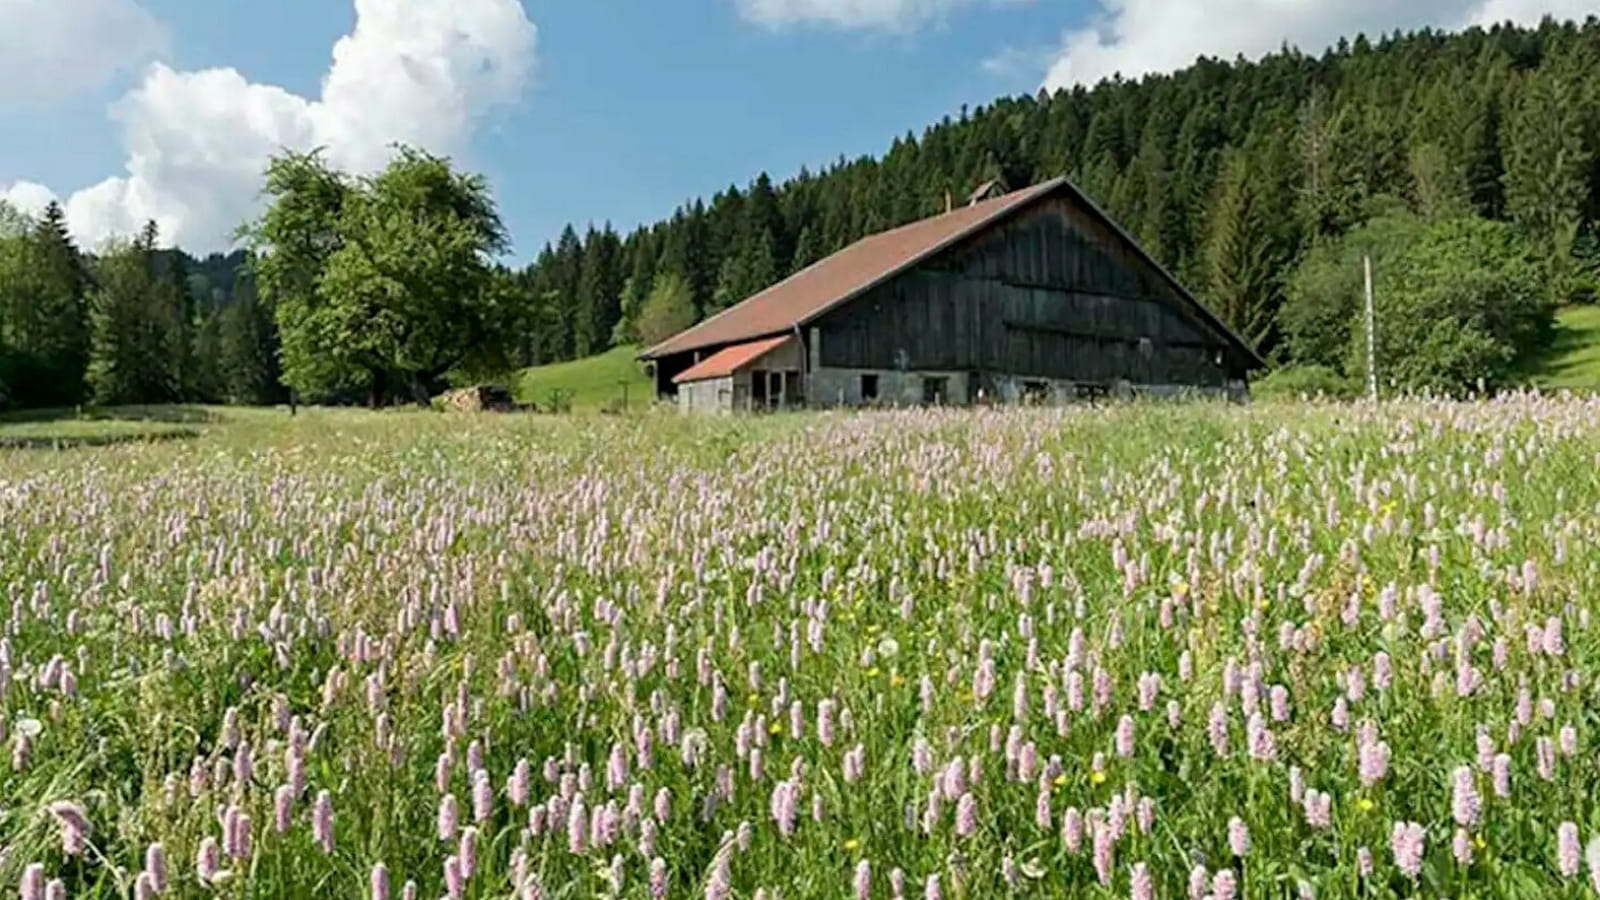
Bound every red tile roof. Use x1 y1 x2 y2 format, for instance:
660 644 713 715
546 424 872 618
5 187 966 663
640 177 1264 369
641 179 1065 361
672 335 793 384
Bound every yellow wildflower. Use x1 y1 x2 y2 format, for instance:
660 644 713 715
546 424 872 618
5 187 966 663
1053 774 1068 788
1090 770 1107 785
1357 798 1374 813
768 721 783 736
891 674 906 687
866 667 881 678
1474 834 1486 851
843 838 861 852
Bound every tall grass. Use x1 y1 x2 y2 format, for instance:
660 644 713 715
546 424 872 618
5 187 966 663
3 398 1600 899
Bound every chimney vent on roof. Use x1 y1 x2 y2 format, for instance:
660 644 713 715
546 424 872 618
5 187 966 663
967 178 1008 206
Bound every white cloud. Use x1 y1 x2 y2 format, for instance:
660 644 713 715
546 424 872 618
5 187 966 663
1472 0 1596 25
736 0 1026 30
1041 0 1593 91
28 0 536 251
0 0 168 106
0 181 57 217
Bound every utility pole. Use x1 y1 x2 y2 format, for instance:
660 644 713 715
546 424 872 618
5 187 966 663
1364 255 1377 402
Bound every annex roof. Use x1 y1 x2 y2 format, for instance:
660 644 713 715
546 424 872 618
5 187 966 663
671 335 793 384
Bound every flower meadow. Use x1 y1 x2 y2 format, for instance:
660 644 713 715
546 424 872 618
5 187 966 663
6 398 1600 900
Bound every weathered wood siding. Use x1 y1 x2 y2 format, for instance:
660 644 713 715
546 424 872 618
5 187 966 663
815 196 1248 387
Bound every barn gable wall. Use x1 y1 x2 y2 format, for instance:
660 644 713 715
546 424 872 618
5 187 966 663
813 196 1246 388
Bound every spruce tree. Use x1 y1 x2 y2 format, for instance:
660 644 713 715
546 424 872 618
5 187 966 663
217 273 283 405
574 226 623 358
13 202 90 406
1505 68 1590 304
551 226 584 361
614 232 657 347
87 227 166 406
1202 147 1277 349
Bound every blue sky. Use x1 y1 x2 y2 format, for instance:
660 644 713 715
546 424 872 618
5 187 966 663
0 0 1586 259
481 0 1063 258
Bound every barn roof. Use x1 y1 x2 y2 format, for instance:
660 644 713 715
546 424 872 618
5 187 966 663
639 177 1265 369
672 335 792 384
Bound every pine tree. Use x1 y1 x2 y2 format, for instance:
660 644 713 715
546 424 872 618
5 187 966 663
614 232 657 347
190 297 225 403
87 226 167 406
550 226 585 361
574 226 623 357
156 247 196 398
790 224 821 273
7 202 91 406
1202 147 1278 349
1505 67 1590 303
218 273 283 405
1408 142 1472 220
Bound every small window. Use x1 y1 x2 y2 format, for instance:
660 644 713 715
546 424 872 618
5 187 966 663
860 374 879 401
922 377 949 406
1075 383 1110 402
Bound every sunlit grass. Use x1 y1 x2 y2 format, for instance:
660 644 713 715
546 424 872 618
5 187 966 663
3 398 1600 899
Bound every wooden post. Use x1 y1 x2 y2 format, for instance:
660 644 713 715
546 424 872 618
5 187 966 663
1364 255 1377 402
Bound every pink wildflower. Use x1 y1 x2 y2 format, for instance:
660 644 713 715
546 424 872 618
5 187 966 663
1452 766 1481 827
46 802 89 856
1228 816 1250 857
1390 821 1426 878
1130 862 1152 900
1559 822 1581 877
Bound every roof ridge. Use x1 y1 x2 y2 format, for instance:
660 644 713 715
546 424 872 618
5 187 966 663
639 177 1066 361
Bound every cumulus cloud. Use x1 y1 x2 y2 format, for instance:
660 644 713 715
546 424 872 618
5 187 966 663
0 0 168 106
1041 0 1595 90
1472 0 1596 26
23 0 535 251
1 181 57 218
735 0 1026 30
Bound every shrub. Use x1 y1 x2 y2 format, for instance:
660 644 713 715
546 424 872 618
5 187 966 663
1253 364 1361 401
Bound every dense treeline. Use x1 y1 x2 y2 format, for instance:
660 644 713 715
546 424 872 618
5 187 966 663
519 18 1600 392
2 18 1597 409
0 203 283 410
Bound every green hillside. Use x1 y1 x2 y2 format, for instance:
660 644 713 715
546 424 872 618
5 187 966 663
513 345 653 411
1526 306 1600 390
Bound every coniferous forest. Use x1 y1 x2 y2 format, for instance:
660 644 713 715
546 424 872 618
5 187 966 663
2 18 1598 408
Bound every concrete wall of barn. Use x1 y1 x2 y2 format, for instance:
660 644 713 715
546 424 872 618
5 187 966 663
808 368 970 407
805 366 1246 408
678 376 735 413
812 196 1252 389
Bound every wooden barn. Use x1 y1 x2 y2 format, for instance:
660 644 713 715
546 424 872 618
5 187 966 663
640 177 1264 412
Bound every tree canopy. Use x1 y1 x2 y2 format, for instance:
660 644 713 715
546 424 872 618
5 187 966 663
246 147 513 405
